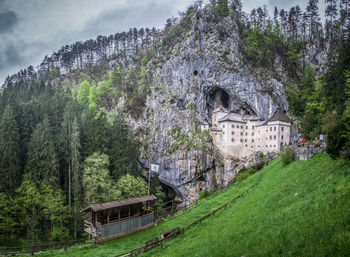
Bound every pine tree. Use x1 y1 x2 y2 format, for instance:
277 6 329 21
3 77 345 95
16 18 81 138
26 116 59 188
71 117 81 239
0 105 21 195
273 7 279 26
306 0 321 41
325 0 338 40
230 0 242 17
108 114 139 179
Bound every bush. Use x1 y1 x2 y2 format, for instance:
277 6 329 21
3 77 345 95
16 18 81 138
198 190 212 200
281 148 295 166
252 161 265 171
235 170 250 182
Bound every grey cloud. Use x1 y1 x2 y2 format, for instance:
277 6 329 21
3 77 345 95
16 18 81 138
78 2 174 38
4 44 21 66
0 11 17 33
268 0 299 8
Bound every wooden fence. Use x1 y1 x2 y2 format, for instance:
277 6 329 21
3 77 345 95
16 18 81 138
115 174 263 257
0 238 89 256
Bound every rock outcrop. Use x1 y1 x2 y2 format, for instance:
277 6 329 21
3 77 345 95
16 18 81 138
136 15 295 205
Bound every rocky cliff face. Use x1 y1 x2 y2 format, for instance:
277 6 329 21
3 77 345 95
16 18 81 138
133 15 294 205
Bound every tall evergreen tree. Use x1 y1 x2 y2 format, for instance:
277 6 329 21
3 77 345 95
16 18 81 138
325 0 338 40
0 105 21 194
306 0 321 41
71 117 81 239
26 116 59 188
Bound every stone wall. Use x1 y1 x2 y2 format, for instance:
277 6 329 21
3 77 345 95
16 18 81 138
290 144 326 161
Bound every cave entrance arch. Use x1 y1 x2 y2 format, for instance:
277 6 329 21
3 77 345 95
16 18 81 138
207 87 231 115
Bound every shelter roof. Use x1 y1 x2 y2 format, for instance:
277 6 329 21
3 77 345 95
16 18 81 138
81 195 156 213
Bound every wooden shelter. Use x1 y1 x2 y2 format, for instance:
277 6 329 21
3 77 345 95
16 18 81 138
81 195 156 241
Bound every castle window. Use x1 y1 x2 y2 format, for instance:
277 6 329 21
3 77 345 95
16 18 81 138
232 131 235 135
251 146 253 148
281 127 284 132
241 132 243 136
223 125 225 128
258 145 260 147
258 138 260 141
245 132 248 136
274 135 276 139
252 126 255 129
270 135 272 140
232 125 234 128
245 139 247 142
281 135 284 140
215 133 217 135
232 138 235 142
266 129 268 132
270 145 272 147
252 133 254 136
252 139 254 143
245 144 248 147
240 139 243 143
246 126 248 129
223 132 225 135
270 127 272 131
274 145 276 147
266 145 268 147
241 125 243 129
274 127 276 131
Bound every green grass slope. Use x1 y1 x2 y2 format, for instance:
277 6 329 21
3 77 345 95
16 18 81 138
144 152 350 257
40 152 350 257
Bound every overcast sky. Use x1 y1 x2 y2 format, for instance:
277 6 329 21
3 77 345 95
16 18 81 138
0 0 326 84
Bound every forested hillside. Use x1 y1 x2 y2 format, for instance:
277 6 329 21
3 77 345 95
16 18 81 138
1 0 350 248
0 82 165 244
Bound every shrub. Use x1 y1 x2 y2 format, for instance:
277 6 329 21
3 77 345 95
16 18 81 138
281 148 295 166
235 170 250 182
253 161 265 171
198 190 212 200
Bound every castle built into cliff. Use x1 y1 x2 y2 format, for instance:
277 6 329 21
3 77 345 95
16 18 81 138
203 106 292 158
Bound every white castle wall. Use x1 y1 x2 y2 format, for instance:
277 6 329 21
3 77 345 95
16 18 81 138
209 107 291 158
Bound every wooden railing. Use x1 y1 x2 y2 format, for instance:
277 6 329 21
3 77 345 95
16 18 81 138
0 238 89 256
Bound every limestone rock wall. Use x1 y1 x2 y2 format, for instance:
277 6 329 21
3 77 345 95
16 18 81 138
135 15 294 206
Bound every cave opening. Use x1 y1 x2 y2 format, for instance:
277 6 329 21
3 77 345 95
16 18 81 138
207 87 231 115
220 89 230 108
